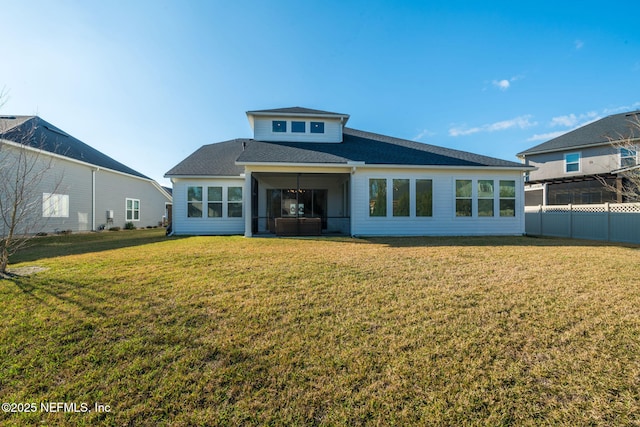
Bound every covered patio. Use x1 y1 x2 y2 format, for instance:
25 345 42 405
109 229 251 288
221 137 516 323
248 171 351 236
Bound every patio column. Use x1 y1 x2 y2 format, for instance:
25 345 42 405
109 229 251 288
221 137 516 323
244 171 253 237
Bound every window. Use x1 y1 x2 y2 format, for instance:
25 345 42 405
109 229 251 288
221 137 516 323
292 121 306 133
416 179 433 217
187 186 203 217
227 187 243 218
272 120 286 133
369 179 387 216
42 193 69 218
126 198 140 221
477 180 494 217
565 152 580 173
310 122 324 133
499 181 516 217
393 179 410 216
207 187 222 217
455 180 472 217
620 146 638 168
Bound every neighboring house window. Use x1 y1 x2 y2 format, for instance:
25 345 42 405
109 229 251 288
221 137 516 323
455 180 472 217
393 179 410 216
310 122 324 134
207 187 222 217
126 198 140 221
565 152 581 173
292 121 306 133
478 180 494 217
228 187 243 217
42 193 69 218
416 179 433 217
499 181 516 217
272 121 286 133
620 147 638 168
369 179 387 216
187 186 203 217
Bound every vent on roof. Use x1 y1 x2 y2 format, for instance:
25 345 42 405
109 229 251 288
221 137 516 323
0 116 16 120
625 111 640 117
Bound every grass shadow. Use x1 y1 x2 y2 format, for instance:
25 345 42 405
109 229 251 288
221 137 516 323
10 229 186 264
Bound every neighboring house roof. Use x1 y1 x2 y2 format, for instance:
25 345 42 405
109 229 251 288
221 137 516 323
518 111 640 157
166 127 527 177
0 115 151 179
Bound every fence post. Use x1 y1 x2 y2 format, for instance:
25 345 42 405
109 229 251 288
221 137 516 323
538 204 543 235
568 204 573 238
605 202 610 241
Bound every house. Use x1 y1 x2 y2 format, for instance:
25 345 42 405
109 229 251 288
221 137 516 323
165 107 533 237
0 116 172 234
517 111 640 206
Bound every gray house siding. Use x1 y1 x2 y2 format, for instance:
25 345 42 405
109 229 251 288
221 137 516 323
525 145 620 182
95 169 170 229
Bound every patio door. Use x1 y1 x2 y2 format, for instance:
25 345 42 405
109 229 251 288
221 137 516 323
267 189 328 232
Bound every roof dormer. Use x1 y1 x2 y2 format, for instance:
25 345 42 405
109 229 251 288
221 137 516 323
246 107 350 143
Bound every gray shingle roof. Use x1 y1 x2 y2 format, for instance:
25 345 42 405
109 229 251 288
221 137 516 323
166 127 527 177
164 139 248 176
246 107 348 116
518 111 640 156
0 116 151 179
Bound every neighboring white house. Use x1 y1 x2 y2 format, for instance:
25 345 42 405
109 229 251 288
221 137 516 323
0 116 172 234
165 107 533 237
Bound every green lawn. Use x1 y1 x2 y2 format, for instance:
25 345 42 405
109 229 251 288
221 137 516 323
1 230 639 426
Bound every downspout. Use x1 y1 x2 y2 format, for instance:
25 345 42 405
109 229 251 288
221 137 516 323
92 168 98 231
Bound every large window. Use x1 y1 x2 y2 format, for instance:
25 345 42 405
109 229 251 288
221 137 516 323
455 180 472 217
416 179 433 217
393 179 410 216
187 186 203 218
565 152 580 173
207 187 222 217
42 193 69 218
477 180 494 217
126 198 140 221
227 187 243 217
369 179 387 216
499 181 516 216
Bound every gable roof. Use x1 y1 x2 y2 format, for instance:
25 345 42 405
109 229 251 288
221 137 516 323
518 111 640 157
0 116 151 179
166 127 528 177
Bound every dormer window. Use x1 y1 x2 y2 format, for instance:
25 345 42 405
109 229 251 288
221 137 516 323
310 122 325 134
272 121 286 132
292 121 306 133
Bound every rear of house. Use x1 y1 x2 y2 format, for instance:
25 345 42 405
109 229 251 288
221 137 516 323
166 107 531 237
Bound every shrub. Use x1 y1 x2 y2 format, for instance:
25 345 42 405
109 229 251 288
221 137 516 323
108 227 121 232
124 222 136 230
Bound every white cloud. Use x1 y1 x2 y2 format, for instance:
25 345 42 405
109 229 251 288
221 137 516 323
527 131 568 142
413 129 435 141
493 79 510 91
449 115 536 137
575 39 584 50
549 111 599 128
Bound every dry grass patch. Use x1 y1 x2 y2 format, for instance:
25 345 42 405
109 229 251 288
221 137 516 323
0 231 639 425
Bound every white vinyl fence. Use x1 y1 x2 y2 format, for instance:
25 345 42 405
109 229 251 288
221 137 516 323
525 203 640 244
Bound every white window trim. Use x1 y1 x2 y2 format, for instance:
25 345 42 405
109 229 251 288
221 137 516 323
564 152 581 174
43 193 69 218
620 146 638 168
125 198 141 222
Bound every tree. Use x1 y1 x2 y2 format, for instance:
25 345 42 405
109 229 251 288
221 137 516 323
0 93 62 277
598 114 640 203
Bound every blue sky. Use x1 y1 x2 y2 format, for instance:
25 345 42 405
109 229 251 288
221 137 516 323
2 1 639 186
